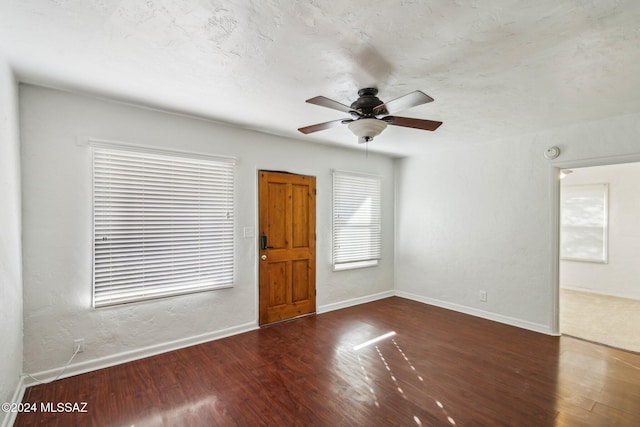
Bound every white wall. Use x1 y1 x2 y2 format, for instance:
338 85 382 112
0 58 23 425
560 162 640 300
20 84 395 377
396 112 640 333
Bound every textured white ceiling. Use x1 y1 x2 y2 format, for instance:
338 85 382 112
1 0 639 156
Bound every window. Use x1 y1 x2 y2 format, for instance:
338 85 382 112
332 170 381 270
560 183 609 263
92 144 235 307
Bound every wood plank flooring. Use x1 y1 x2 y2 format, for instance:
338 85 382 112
15 297 640 426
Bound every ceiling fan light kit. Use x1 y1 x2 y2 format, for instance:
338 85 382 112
348 118 388 143
298 87 442 144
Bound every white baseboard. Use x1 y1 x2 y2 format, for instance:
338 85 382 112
318 290 395 314
395 291 557 336
23 322 258 387
1 376 25 427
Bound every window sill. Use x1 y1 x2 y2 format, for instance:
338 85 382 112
333 260 379 271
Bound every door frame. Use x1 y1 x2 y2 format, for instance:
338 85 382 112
548 152 640 335
256 169 317 325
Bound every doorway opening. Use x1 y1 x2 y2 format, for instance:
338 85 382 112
556 161 640 353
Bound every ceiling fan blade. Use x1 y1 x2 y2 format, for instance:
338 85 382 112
383 116 443 131
298 119 352 134
373 90 434 115
306 96 356 114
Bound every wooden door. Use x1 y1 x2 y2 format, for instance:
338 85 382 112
259 171 316 325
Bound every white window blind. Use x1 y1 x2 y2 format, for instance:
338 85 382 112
560 183 609 263
332 171 382 269
92 146 235 307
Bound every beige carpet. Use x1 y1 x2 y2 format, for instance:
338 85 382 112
560 288 640 353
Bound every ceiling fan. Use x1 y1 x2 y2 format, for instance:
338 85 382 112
298 88 442 143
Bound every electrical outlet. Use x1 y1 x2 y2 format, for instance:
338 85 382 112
479 291 488 302
74 338 85 353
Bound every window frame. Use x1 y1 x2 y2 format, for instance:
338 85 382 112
90 140 236 308
332 170 382 271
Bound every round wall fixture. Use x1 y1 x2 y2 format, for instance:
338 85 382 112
544 146 560 160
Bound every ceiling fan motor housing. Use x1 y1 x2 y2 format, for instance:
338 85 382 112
351 88 386 116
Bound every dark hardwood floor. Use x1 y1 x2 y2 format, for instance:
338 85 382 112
16 297 640 426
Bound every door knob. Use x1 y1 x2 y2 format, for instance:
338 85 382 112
261 254 267 261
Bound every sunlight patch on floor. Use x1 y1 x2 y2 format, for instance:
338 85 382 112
353 331 397 351
376 345 405 395
392 338 424 382
353 332 457 426
357 353 380 408
435 400 457 425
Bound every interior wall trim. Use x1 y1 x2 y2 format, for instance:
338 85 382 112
22 322 258 388
396 290 556 336
318 290 395 314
